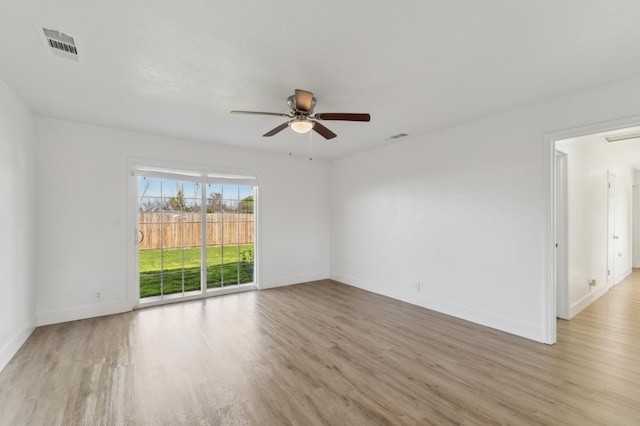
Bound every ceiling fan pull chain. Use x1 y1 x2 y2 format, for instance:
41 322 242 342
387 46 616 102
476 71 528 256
308 130 313 161
289 127 293 156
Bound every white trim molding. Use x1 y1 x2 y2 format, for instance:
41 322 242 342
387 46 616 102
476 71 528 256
36 300 131 326
0 319 36 373
331 272 545 343
260 272 331 289
544 114 640 344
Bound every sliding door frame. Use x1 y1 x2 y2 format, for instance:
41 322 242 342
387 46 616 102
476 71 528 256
127 158 260 309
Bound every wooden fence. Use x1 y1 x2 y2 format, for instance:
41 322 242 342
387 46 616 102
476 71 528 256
138 213 254 250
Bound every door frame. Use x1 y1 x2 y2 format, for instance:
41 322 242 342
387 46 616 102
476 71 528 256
607 171 616 287
554 150 569 320
633 184 640 268
126 157 260 310
544 115 640 344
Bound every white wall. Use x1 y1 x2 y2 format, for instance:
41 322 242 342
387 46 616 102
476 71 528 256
35 118 330 325
11 71 640 348
0 77 36 371
556 137 607 317
556 135 633 318
331 74 640 343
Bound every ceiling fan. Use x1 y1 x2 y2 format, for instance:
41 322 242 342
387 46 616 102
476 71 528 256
231 89 370 140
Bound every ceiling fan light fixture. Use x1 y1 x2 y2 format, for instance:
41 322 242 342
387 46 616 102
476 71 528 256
290 119 314 134
231 89 369 140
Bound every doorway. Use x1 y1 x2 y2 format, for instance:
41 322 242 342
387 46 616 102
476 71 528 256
547 118 640 343
133 166 257 305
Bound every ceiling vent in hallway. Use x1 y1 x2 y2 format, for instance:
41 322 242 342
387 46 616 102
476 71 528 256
386 133 409 140
603 133 640 143
38 27 79 61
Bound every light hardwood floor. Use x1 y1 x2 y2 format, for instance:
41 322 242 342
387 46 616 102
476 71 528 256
1 274 640 425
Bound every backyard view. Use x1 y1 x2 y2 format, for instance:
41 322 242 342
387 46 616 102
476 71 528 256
138 176 255 300
139 245 254 298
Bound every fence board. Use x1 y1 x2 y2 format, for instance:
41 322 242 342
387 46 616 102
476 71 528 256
139 213 254 250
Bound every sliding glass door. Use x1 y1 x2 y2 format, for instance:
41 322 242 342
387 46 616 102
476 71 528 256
205 184 255 289
135 169 256 303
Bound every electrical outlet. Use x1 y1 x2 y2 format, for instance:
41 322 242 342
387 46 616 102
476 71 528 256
415 282 421 292
589 279 596 289
94 289 103 300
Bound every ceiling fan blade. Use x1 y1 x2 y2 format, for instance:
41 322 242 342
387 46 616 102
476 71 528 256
312 121 337 140
295 89 314 112
263 121 291 137
231 110 291 117
314 113 371 122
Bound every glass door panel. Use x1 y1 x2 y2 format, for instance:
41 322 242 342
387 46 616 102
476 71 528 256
205 184 254 289
138 177 202 301
137 174 255 303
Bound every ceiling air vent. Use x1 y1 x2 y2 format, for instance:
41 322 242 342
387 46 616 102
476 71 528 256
603 133 640 143
39 27 79 61
386 133 409 140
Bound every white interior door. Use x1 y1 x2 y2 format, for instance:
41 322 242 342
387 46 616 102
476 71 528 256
555 151 569 319
607 172 616 287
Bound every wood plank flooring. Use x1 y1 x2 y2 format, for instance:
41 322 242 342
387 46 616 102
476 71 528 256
1 274 640 425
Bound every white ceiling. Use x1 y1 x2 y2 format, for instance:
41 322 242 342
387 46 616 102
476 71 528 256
4 1 640 160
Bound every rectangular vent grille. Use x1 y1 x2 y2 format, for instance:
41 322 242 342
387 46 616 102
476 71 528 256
40 27 79 61
47 38 77 55
386 133 409 140
604 133 640 143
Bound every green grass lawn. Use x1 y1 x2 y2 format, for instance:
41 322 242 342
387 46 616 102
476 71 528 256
139 245 253 298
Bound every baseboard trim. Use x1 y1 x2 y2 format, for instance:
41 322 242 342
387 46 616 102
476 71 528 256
35 272 332 325
36 300 132 326
260 272 330 289
615 267 633 286
568 269 632 318
569 284 611 319
331 272 545 343
0 318 36 373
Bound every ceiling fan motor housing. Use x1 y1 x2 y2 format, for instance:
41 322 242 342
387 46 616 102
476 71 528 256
287 94 316 116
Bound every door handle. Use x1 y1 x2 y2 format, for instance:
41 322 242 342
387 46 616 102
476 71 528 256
613 235 619 239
